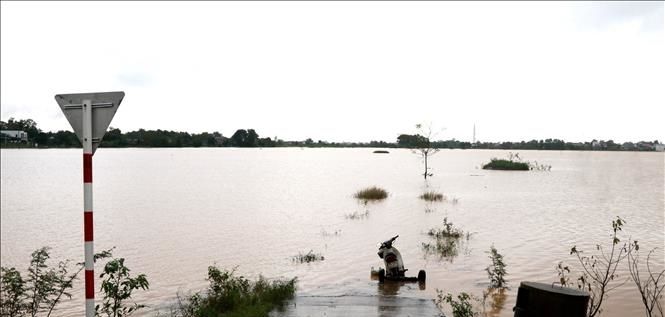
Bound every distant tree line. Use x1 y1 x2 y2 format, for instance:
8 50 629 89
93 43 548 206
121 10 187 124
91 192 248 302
0 117 660 151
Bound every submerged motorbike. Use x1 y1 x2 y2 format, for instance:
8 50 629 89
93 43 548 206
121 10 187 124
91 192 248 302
371 235 426 283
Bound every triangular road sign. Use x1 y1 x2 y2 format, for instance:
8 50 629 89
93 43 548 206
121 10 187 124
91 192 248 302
55 91 124 154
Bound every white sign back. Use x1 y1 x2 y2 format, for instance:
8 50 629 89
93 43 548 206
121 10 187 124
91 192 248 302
55 91 124 154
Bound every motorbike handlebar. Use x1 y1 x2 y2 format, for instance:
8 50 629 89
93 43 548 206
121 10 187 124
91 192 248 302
379 235 400 249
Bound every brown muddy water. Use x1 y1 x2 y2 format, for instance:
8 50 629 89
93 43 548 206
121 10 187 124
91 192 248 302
1 148 663 316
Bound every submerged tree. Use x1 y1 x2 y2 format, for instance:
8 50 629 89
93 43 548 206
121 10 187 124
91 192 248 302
415 124 440 179
397 124 442 179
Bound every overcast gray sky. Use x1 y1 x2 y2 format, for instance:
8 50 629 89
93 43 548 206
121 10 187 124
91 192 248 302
1 1 663 143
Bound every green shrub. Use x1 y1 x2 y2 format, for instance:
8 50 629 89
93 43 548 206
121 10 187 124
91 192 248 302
353 187 388 200
0 247 130 317
97 258 149 317
482 152 551 171
486 245 508 289
176 267 296 317
482 159 529 170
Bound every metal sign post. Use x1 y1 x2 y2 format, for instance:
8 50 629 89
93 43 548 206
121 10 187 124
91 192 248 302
55 91 124 317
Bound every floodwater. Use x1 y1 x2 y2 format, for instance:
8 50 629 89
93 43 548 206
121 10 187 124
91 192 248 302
1 148 663 317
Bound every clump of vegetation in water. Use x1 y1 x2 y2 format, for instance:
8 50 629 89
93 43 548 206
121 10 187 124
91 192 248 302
373 150 389 154
292 250 325 263
423 238 461 259
427 217 464 239
422 218 469 260
420 191 445 202
482 158 530 170
353 186 388 201
172 266 296 317
482 152 551 171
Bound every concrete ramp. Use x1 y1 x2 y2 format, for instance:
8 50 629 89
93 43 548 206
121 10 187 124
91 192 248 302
271 295 443 317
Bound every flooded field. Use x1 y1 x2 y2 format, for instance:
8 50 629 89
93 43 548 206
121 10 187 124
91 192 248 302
1 148 663 316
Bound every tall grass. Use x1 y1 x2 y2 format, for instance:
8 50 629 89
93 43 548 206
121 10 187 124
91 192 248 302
292 250 325 263
354 186 388 200
345 210 370 220
420 191 445 202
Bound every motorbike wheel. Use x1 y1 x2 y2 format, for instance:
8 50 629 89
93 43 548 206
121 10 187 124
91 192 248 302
418 270 426 283
378 269 385 283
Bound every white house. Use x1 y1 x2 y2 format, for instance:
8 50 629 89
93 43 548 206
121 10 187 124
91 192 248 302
0 130 28 142
655 144 665 152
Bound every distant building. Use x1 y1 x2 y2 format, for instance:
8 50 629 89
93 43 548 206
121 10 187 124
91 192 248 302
655 144 665 152
0 130 28 142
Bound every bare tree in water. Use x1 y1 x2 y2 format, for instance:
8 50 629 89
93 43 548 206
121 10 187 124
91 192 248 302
627 242 665 317
414 124 440 179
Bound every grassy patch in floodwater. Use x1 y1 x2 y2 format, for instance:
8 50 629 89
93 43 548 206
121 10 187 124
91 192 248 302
170 266 296 317
482 152 551 171
420 191 445 202
292 250 325 263
423 237 461 259
427 217 464 239
422 218 470 260
345 210 369 220
482 159 529 171
373 150 390 154
354 186 388 200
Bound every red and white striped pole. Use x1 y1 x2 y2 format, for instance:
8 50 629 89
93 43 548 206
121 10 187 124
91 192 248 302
56 91 123 317
82 99 95 317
